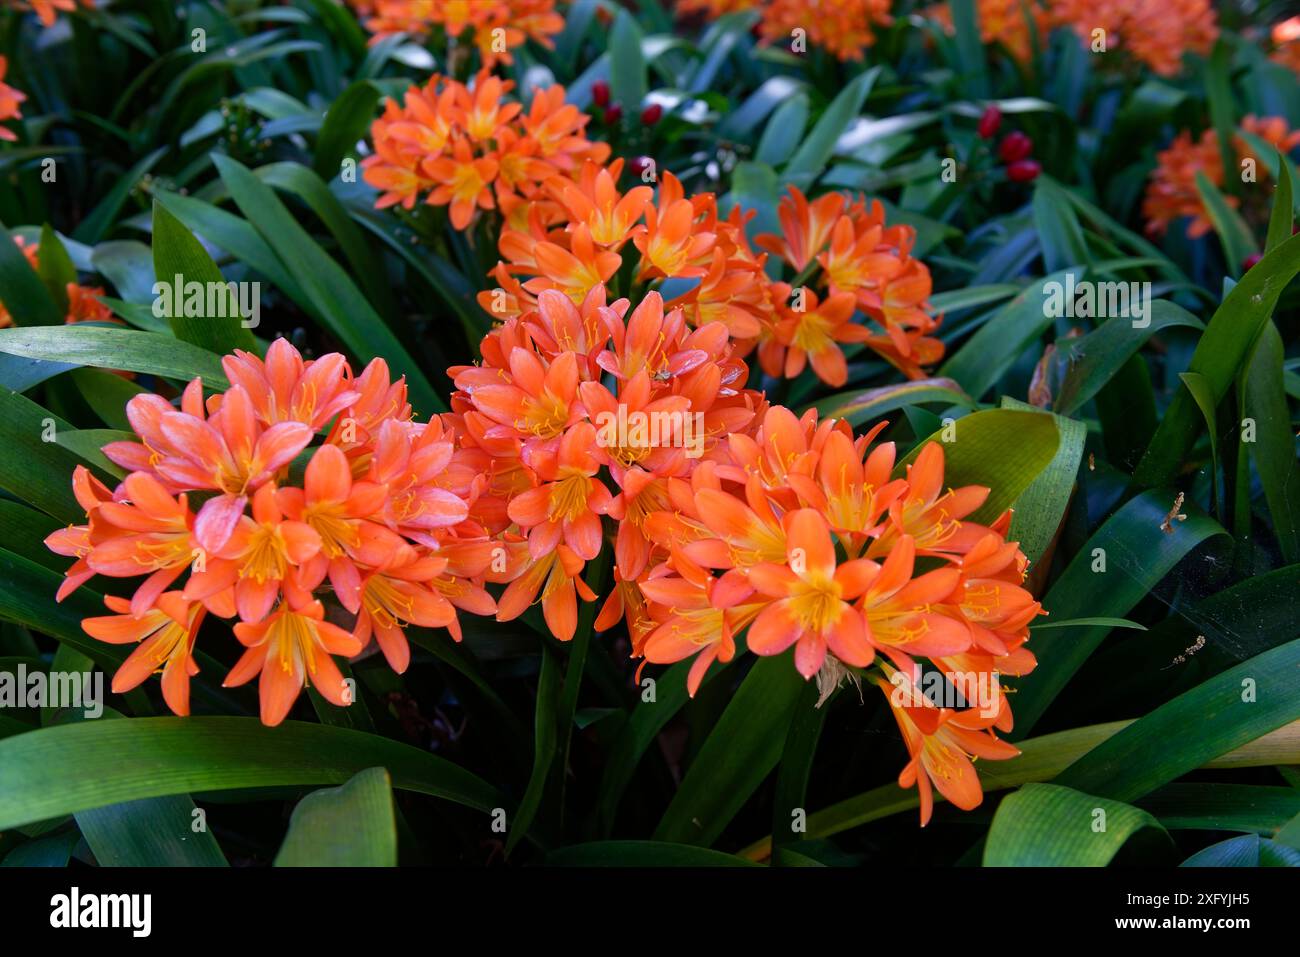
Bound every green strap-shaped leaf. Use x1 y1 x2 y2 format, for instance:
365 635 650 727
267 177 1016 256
811 377 974 427
1053 301 1204 417
1178 370 1223 514
983 783 1170 866
275 767 397 867
77 795 228 867
1011 489 1228 735
654 655 805 846
595 653 730 837
1182 834 1300 867
1055 638 1300 804
151 201 258 354
736 719 1300 860
505 645 561 856
211 155 442 414
0 390 117 523
0 219 63 327
36 225 76 316
1032 177 1091 273
1138 783 1300 835
0 717 502 831
940 269 1077 400
1243 323 1300 563
1195 170 1257 273
1134 230 1300 489
608 10 647 111
0 326 229 388
313 80 380 180
1001 398 1086 564
771 679 829 857
1264 148 1295 253
783 68 881 183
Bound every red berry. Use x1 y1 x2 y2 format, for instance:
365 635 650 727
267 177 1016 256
1006 159 1042 183
591 80 610 108
641 103 663 126
1243 252 1263 271
603 104 623 125
629 155 653 178
998 131 1033 163
977 105 1002 139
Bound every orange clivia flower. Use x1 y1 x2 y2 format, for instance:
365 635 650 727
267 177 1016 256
0 56 26 142
225 596 364 727
745 509 878 677
875 663 1021 825
83 592 205 716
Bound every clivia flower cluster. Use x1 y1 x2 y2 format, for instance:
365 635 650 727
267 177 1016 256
1142 115 1300 241
345 0 565 69
677 0 894 62
363 69 946 387
362 71 610 227
53 284 1043 821
48 341 499 727
482 164 944 385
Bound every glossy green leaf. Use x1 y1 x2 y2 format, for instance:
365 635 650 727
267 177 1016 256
77 795 228 866
313 80 379 180
1138 783 1300 835
654 655 804 846
1196 170 1257 273
35 225 76 316
1053 301 1204 416
151 201 258 354
274 767 397 867
1243 323 1300 563
0 326 228 387
1012 489 1228 735
0 219 62 327
1001 398 1086 563
812 377 974 427
1134 230 1300 489
211 155 441 414
609 11 647 111
0 717 502 831
1056 637 1300 802
940 269 1075 400
983 783 1169 866
1182 834 1300 867
1032 178 1091 272
784 69 880 183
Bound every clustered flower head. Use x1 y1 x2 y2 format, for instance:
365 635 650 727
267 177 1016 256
1050 0 1217 76
49 340 502 726
345 0 564 68
677 0 893 62
925 0 1050 65
479 160 944 386
1143 116 1300 239
54 287 1039 820
363 71 610 227
1273 17 1300 76
0 236 115 328
0 55 26 143
446 281 1041 822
